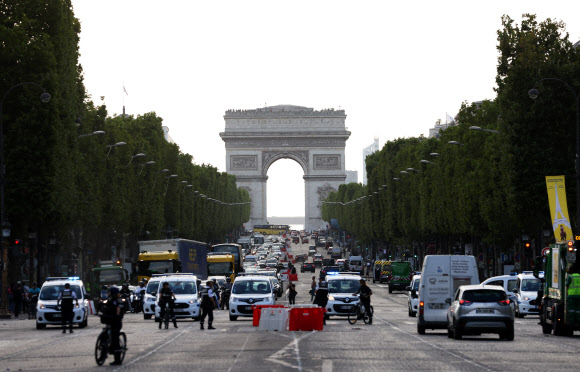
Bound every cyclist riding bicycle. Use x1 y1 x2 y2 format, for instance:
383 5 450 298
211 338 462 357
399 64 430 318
103 286 124 366
353 278 373 325
158 282 178 329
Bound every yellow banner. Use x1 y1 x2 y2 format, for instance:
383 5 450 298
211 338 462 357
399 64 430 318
546 175 573 242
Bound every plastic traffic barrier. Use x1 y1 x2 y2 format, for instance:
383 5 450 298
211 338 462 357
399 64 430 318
252 304 286 327
288 307 324 331
258 307 289 331
288 274 298 282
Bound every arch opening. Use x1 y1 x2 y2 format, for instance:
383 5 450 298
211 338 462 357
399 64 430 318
266 158 305 229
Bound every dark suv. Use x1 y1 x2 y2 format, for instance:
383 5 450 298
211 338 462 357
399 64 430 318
320 266 340 279
301 262 316 273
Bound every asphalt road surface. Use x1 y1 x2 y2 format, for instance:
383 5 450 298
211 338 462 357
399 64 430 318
1 240 578 371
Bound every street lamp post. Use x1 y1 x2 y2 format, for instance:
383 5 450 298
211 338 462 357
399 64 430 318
0 82 51 318
529 78 580 235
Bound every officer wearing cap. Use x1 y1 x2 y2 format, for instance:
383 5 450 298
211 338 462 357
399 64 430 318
200 280 217 330
313 280 329 325
105 286 125 365
57 283 79 333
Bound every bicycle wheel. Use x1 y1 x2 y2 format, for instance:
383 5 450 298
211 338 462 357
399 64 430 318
119 332 127 363
347 305 359 325
95 333 108 366
363 306 374 324
164 310 169 329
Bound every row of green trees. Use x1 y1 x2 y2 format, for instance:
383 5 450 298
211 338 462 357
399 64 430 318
322 15 580 268
1 0 249 280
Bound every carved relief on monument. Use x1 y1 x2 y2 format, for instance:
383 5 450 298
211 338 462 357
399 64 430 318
313 154 341 170
225 137 345 149
262 150 309 170
230 155 258 170
317 183 337 208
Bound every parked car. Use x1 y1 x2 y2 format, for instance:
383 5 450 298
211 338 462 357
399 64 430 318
446 284 514 340
301 262 316 273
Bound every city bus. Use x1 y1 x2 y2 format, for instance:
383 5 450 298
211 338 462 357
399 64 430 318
253 225 290 235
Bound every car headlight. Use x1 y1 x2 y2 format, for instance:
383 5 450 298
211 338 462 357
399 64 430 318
75 304 80 308
230 296 238 302
38 301 45 310
189 299 196 304
328 295 335 301
523 297 530 301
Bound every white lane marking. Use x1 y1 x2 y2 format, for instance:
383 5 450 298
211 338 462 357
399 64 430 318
265 331 317 371
373 315 493 372
114 324 192 371
227 334 250 372
322 359 333 372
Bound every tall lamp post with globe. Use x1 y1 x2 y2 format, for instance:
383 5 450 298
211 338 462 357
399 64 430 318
529 78 580 239
0 82 51 318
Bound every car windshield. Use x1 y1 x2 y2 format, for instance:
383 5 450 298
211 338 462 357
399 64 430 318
328 279 361 293
232 280 271 294
146 281 161 294
93 269 126 285
167 281 197 295
462 290 506 302
350 260 361 266
521 278 541 292
40 285 82 300
207 262 234 277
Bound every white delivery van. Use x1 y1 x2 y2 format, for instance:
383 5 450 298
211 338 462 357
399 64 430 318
417 255 479 334
348 256 364 275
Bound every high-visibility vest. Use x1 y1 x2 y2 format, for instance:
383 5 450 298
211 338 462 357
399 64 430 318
568 274 580 297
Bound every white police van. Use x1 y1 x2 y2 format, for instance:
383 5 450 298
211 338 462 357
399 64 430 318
513 272 542 318
143 277 162 320
153 274 201 321
36 277 89 330
324 272 363 318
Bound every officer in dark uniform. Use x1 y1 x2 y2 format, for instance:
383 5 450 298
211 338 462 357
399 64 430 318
313 280 329 325
353 278 373 324
106 286 125 366
158 282 178 329
57 283 79 333
200 280 217 330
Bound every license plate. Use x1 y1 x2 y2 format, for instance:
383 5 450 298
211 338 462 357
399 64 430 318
241 305 253 311
476 309 494 314
339 305 353 310
52 314 61 319
428 303 445 310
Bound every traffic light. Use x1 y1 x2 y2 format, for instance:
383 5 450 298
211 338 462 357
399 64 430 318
568 240 575 252
524 242 531 249
13 238 21 246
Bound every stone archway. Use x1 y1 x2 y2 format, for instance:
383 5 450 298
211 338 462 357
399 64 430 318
220 105 350 230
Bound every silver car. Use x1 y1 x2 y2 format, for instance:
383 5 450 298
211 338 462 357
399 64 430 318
446 284 514 340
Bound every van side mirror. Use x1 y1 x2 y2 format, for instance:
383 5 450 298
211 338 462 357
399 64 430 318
445 298 452 304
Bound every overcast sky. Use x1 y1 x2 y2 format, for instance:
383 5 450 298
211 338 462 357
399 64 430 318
72 0 580 219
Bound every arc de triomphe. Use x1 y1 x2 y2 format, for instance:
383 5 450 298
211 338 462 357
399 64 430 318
220 105 351 231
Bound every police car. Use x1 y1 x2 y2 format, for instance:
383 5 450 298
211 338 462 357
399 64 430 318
36 277 89 330
229 275 275 321
153 274 201 321
143 277 162 320
324 273 362 318
513 272 542 317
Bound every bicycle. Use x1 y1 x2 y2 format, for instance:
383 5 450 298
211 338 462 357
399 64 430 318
95 318 127 366
347 298 373 325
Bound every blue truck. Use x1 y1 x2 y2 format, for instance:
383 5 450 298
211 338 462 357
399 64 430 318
137 239 209 281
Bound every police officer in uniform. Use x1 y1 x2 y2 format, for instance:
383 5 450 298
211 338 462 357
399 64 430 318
57 283 79 333
200 280 217 330
158 282 178 329
313 280 329 325
106 286 125 366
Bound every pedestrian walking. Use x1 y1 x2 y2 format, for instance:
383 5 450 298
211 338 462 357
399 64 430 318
310 276 316 302
288 284 297 305
57 283 79 333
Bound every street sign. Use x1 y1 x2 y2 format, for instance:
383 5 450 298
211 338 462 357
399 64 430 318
514 252 520 262
542 247 550 256
501 253 507 263
477 253 484 262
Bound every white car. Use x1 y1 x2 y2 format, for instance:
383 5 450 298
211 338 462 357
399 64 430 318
324 273 362 318
143 278 162 320
154 274 201 321
36 277 89 329
229 276 275 321
513 272 541 318
481 274 518 311
407 274 421 317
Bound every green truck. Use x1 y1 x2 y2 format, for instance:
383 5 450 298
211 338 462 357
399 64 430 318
381 261 412 293
534 242 580 336
88 261 129 295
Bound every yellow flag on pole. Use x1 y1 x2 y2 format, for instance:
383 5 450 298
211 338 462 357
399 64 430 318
545 175 573 242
